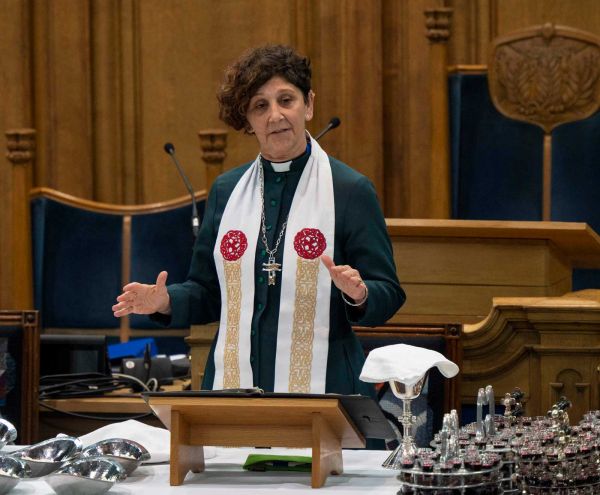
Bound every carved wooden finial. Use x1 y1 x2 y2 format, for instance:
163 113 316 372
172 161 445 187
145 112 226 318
489 23 600 133
424 8 453 43
198 129 228 165
541 22 556 41
23 311 38 325
6 128 36 165
198 129 228 191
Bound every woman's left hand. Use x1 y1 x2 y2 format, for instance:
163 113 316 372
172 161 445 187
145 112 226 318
321 254 367 302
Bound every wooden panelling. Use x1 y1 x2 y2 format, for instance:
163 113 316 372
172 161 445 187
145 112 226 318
298 1 384 196
382 0 441 218
447 0 495 65
395 240 570 286
0 0 33 309
7 130 36 310
32 0 94 196
136 0 295 203
119 0 142 204
324 1 383 193
382 0 408 216
494 0 600 37
90 0 127 203
7 0 600 210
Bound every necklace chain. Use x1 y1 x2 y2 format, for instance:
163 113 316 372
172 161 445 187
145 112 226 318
259 162 288 258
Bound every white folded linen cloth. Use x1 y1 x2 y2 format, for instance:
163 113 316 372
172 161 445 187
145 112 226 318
359 344 459 386
77 419 216 464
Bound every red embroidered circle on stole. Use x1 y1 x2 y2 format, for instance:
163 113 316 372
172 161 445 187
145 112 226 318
220 230 248 261
293 228 327 260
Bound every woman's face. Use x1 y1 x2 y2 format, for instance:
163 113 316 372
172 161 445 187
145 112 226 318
246 76 314 162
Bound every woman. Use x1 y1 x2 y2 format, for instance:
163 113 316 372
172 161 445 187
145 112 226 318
113 45 405 396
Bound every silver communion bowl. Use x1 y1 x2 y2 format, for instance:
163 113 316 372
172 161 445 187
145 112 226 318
0 420 17 451
0 455 30 494
80 438 151 475
45 457 126 495
12 436 82 477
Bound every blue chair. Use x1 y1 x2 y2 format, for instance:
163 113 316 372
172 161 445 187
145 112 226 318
30 188 207 356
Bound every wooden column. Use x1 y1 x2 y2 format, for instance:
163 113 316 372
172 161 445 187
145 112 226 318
197 129 227 193
302 1 384 199
90 0 124 203
6 129 36 310
425 8 453 219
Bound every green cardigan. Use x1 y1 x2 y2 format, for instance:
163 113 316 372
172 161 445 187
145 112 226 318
163 150 405 395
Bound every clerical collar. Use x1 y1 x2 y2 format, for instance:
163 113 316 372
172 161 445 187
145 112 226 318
271 161 292 172
261 141 312 173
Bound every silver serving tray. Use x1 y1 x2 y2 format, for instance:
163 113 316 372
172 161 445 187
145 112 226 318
80 438 150 475
12 436 82 477
46 457 126 495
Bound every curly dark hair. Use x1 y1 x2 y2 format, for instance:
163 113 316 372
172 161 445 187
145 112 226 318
217 45 312 132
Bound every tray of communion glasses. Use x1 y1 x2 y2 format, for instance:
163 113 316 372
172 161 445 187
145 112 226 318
382 376 505 494
376 359 600 495
427 388 600 494
395 447 503 494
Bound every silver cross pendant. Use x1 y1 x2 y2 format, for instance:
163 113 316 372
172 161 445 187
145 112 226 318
262 256 282 286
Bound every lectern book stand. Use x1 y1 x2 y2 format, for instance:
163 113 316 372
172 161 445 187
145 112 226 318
143 391 393 488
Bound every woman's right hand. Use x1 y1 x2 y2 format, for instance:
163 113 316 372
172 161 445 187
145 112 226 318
112 271 171 317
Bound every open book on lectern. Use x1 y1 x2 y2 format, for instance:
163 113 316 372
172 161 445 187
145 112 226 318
142 389 395 440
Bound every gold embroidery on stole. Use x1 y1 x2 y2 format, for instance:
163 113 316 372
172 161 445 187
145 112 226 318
288 258 320 392
223 260 242 387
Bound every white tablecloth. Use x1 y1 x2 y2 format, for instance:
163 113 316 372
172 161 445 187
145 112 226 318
12 448 399 494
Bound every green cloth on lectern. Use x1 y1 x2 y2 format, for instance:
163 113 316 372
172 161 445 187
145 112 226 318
159 147 405 397
243 454 312 472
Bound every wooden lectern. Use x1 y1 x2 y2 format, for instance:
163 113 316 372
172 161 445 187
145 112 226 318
144 393 382 488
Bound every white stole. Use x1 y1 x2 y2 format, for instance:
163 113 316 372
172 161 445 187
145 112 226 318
212 136 334 393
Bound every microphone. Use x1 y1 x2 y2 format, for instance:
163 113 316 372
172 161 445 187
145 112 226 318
163 142 200 238
314 117 341 141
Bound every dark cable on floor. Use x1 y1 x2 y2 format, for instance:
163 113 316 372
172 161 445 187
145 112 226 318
38 400 153 422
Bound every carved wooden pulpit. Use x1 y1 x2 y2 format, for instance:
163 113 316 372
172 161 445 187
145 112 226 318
461 290 600 423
